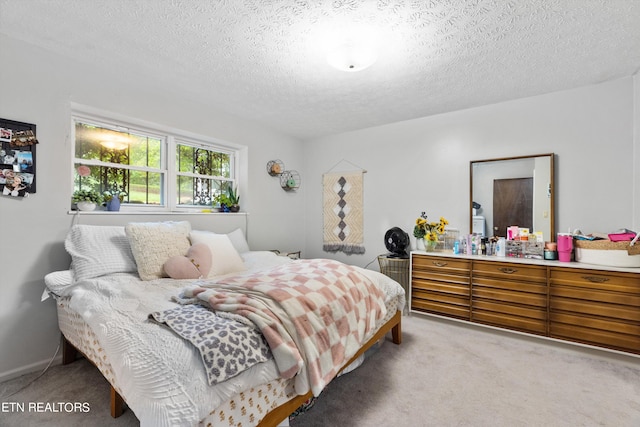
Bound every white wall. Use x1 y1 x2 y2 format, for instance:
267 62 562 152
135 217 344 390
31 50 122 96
0 34 306 380
302 77 637 264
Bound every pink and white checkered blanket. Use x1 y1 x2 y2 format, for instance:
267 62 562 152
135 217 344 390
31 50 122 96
183 258 387 396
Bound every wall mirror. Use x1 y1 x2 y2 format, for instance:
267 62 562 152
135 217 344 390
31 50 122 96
470 153 555 242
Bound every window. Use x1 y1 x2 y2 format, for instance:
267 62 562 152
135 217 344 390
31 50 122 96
176 140 235 206
72 112 239 211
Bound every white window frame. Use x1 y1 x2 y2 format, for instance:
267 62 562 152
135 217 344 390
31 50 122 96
71 104 242 213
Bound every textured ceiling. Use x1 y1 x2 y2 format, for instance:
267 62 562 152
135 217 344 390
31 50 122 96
1 0 640 140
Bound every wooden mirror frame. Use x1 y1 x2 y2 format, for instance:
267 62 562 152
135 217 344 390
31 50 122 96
470 153 555 242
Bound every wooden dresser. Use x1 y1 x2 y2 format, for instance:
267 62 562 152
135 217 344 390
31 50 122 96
410 251 640 355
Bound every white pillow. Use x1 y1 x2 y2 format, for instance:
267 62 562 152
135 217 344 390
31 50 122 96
64 225 137 282
189 230 246 277
125 221 192 281
44 270 76 297
227 228 250 253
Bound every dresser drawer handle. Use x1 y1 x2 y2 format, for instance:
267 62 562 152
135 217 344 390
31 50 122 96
432 261 448 267
497 267 517 274
581 275 610 283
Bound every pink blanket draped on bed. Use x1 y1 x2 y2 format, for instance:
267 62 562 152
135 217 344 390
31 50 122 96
183 258 387 396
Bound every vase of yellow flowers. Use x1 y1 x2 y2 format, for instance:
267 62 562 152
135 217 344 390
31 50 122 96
413 211 449 252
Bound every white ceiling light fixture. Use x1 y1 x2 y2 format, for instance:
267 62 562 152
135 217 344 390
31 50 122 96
326 39 378 72
324 24 378 72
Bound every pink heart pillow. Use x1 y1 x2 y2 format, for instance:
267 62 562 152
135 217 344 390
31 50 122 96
163 243 212 279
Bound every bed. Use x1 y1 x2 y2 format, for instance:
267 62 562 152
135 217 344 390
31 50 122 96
44 220 405 427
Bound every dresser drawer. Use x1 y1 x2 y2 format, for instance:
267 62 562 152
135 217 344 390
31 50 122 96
550 321 640 353
412 255 471 275
550 286 640 307
411 299 470 319
472 310 546 335
412 269 470 285
473 261 547 283
473 286 547 307
412 288 469 307
550 311 640 336
550 296 640 322
473 275 547 295
412 278 469 297
473 299 547 321
550 268 640 294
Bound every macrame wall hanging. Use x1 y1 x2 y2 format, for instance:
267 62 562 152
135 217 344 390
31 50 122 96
322 159 367 255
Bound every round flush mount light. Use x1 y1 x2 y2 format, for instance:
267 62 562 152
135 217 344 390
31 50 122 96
326 41 377 72
323 23 378 72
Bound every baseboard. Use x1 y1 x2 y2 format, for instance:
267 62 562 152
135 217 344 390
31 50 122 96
0 354 63 383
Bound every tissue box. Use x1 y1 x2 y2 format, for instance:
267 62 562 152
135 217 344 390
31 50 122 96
574 240 640 268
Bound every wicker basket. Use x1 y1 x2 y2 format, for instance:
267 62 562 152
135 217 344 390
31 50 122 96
574 239 640 267
574 239 635 251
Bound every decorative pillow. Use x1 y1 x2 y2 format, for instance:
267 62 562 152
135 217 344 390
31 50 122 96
125 221 192 281
189 230 246 278
163 243 212 279
227 228 250 253
64 225 137 282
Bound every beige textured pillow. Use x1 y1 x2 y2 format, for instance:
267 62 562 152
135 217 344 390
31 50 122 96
125 221 192 280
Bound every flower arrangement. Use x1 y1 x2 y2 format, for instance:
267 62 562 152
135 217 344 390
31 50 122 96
413 211 449 242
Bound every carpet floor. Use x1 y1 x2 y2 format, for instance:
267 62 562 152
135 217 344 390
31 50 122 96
1 314 639 426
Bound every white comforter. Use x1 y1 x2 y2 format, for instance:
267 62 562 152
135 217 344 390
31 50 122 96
45 252 405 427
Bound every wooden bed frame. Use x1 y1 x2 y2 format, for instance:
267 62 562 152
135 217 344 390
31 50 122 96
62 310 402 426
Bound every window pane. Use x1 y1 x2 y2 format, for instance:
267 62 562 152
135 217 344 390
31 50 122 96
129 170 163 205
75 122 161 168
74 120 165 207
73 164 123 191
177 143 231 178
177 176 222 206
177 145 194 173
74 171 100 194
130 134 161 169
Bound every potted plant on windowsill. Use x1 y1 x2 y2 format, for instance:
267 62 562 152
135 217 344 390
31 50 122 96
103 189 127 211
72 189 103 211
213 186 240 212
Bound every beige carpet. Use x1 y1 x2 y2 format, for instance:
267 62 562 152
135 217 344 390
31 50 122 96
291 314 640 426
1 314 639 426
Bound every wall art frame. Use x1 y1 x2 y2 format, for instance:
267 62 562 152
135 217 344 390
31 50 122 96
0 118 38 198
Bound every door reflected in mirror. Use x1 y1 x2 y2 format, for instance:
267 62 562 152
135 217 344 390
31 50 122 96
470 153 555 242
